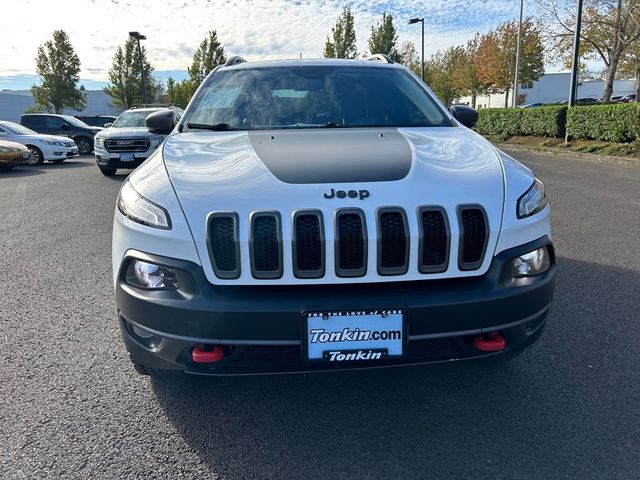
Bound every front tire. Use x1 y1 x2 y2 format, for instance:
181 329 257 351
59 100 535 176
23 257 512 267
99 166 117 176
75 137 93 155
25 146 44 165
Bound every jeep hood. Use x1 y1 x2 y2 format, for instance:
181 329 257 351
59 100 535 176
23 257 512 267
161 127 506 281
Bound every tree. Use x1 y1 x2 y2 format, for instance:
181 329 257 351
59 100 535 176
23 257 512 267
449 35 490 108
323 7 359 58
476 19 545 107
104 37 158 109
619 39 640 99
398 41 421 76
162 77 193 109
31 30 85 114
543 0 640 103
426 46 467 107
188 30 227 86
368 13 400 60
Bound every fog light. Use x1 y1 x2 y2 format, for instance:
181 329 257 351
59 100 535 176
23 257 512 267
127 321 160 349
512 247 551 277
126 260 178 289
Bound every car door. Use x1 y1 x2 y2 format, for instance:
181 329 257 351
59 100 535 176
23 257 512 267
45 116 71 136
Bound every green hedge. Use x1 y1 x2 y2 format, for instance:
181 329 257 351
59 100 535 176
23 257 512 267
474 108 522 136
475 106 567 137
567 103 640 142
519 106 567 137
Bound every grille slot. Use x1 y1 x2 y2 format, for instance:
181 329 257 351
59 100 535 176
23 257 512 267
293 211 325 278
335 209 367 277
459 207 488 270
250 212 283 279
419 208 449 273
377 209 409 275
207 214 240 279
104 138 150 153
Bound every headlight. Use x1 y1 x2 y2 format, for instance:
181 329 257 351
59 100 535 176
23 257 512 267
94 137 104 148
42 139 66 146
511 247 551 277
149 135 165 150
117 180 171 229
517 178 547 219
125 259 178 289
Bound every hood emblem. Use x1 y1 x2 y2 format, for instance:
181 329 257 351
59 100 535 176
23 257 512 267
323 188 370 200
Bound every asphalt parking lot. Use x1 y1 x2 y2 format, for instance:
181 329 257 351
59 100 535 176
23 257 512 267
1 151 639 479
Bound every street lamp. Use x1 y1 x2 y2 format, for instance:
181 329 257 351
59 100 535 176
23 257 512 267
129 31 148 105
408 17 425 81
512 0 524 108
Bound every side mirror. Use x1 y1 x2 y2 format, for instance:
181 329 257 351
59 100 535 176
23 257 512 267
146 110 176 134
449 105 479 129
104 123 113 128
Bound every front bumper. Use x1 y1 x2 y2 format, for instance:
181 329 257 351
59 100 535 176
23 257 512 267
42 146 78 161
116 237 555 374
0 154 28 167
95 146 150 169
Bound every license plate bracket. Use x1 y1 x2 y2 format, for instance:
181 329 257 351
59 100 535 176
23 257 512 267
303 309 405 363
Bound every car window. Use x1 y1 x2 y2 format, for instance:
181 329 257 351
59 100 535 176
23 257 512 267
46 116 67 129
23 116 46 129
182 65 451 130
0 122 36 135
112 111 158 128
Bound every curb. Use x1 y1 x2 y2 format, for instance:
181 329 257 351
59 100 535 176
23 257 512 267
495 142 640 167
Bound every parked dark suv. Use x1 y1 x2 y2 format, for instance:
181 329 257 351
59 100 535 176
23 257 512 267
75 115 118 128
20 114 103 154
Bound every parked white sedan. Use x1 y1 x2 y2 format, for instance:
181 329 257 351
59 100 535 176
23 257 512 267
0 121 79 165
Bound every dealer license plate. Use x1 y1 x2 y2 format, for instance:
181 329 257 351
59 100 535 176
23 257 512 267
22 152 30 159
305 309 404 362
120 153 134 162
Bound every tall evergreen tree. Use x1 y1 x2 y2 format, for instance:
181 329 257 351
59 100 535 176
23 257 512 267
31 30 85 113
368 13 400 61
323 7 358 59
188 31 227 86
104 37 157 109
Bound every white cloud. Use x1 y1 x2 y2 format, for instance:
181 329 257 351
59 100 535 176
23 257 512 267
2 0 525 81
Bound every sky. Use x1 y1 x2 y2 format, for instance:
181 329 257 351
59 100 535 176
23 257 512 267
1 0 563 90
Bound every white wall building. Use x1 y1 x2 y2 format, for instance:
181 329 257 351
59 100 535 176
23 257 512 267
458 72 637 108
0 90 122 123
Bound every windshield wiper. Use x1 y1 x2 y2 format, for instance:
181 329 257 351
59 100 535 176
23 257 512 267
185 122 234 131
322 121 346 128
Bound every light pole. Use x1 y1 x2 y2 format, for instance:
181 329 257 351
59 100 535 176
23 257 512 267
512 0 524 108
408 18 425 81
566 0 584 143
129 31 148 105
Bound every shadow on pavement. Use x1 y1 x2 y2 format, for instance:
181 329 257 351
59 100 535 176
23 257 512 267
150 257 640 478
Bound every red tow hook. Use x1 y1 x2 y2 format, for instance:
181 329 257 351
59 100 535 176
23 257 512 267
192 344 225 363
474 332 506 352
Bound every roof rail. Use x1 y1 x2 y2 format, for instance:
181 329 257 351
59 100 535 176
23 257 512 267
225 56 247 67
365 54 394 64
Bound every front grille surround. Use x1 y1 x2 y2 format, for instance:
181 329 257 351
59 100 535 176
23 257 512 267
418 206 450 274
334 208 367 278
249 211 283 279
292 210 325 279
105 138 150 153
376 207 410 276
206 212 240 279
457 205 489 271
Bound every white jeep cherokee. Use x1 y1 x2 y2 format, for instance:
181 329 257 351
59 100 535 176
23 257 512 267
112 56 555 376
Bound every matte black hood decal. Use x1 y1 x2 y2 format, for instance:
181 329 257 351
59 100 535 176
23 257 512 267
248 129 412 184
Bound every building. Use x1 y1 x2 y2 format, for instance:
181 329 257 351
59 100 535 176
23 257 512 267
0 90 122 123
458 72 637 108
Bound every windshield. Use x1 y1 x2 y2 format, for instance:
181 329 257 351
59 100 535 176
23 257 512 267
182 65 451 130
112 111 158 128
62 115 91 128
0 121 37 135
